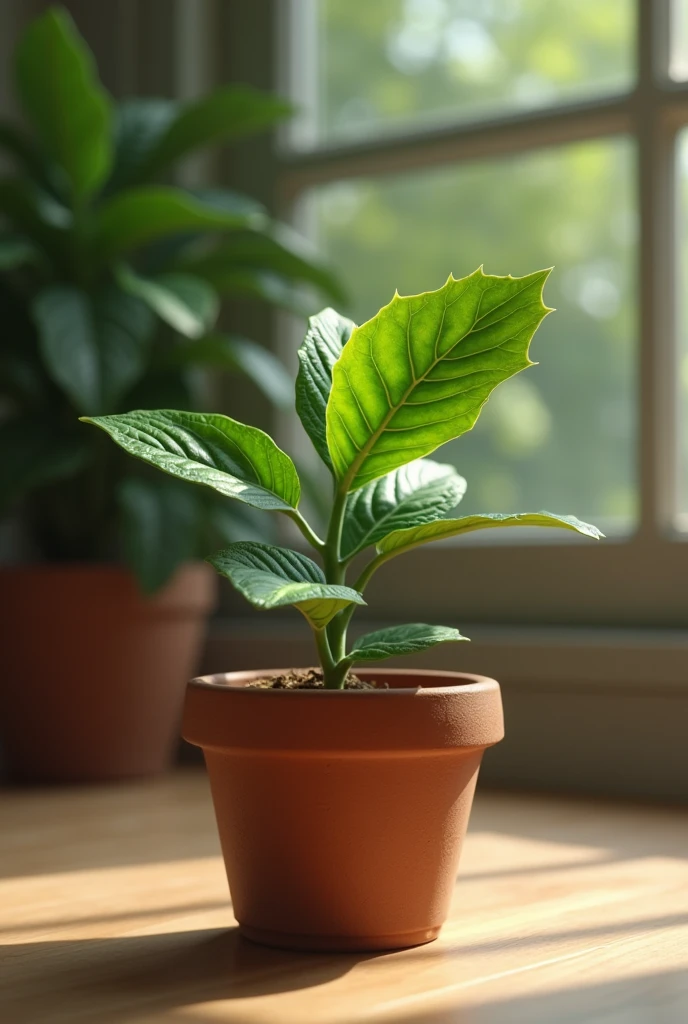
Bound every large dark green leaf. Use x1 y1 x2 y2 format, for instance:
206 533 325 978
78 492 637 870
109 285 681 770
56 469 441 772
0 179 70 261
207 541 365 629
200 268 314 315
106 99 177 193
326 269 552 491
0 280 46 405
0 415 91 509
0 122 47 182
169 333 293 407
295 307 355 469
81 409 301 512
377 512 603 559
94 187 262 260
118 475 200 593
177 227 345 305
0 236 40 270
14 8 112 201
134 85 292 181
33 285 154 414
348 624 467 663
116 263 218 339
341 459 466 560
204 494 272 548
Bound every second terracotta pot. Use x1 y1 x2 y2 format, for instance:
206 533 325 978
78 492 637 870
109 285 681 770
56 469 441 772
184 667 504 952
0 562 216 782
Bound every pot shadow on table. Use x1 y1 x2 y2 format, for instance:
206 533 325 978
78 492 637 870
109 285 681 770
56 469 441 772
0 925 383 1024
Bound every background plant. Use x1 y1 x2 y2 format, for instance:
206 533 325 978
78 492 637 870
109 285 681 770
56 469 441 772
0 6 343 591
83 268 602 688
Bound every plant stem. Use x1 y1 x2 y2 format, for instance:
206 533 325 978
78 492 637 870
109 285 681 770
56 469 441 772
352 551 389 594
285 509 325 552
322 486 349 663
313 627 349 689
323 486 348 584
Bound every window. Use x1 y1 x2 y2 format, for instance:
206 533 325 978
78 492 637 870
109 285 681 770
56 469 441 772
277 0 688 629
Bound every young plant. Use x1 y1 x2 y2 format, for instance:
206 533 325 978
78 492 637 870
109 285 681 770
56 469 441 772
82 269 602 688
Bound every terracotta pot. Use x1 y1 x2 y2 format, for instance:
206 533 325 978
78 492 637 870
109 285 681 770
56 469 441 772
184 667 504 952
0 562 216 783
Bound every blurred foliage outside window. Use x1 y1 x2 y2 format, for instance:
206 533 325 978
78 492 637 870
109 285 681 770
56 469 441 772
290 0 637 532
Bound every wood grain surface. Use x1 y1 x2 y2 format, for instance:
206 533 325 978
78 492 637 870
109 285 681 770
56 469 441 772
1 770 687 1023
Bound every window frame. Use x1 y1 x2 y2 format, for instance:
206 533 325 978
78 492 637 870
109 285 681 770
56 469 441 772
271 0 688 629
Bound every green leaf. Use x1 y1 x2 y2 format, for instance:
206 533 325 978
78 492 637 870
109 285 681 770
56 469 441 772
0 121 48 182
200 268 313 315
377 512 604 558
189 188 267 226
341 459 466 560
177 227 345 304
134 85 292 181
207 541 365 629
33 285 154 413
0 236 40 270
348 624 468 663
94 187 262 260
295 307 356 469
169 333 293 407
106 99 177 192
326 268 552 491
118 475 200 593
204 494 272 547
0 179 70 261
0 415 91 509
116 264 219 339
81 409 301 512
14 8 112 201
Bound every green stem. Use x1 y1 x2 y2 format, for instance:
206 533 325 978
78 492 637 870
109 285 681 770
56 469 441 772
322 486 349 662
284 509 325 552
313 627 349 688
323 486 348 583
352 551 390 594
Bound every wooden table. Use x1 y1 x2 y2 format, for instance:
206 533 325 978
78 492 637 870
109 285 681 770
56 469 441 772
2 770 687 1023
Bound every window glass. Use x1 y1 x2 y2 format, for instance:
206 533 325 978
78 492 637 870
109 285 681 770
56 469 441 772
671 0 688 80
303 0 635 147
304 138 637 531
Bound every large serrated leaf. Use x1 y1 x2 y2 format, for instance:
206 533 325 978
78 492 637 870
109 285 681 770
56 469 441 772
82 410 300 512
14 8 112 201
348 623 468 663
33 285 154 414
295 308 355 468
326 268 551 491
208 541 365 629
377 512 603 558
341 459 466 560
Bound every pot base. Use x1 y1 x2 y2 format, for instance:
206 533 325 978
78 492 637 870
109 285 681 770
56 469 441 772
239 923 441 953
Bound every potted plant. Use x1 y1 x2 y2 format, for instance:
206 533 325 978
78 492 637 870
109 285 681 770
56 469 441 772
0 7 342 782
82 268 601 950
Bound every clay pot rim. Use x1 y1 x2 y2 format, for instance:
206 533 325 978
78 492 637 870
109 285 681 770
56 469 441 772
190 667 499 697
